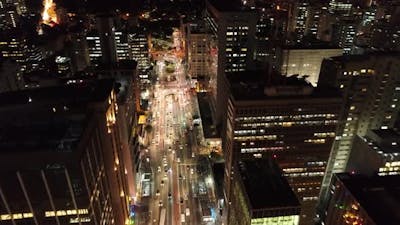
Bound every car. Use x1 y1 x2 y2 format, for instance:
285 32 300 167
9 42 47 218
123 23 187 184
161 180 165 186
159 200 163 207
190 168 194 174
168 193 172 199
156 189 160 196
157 166 161 173
180 198 184 204
179 174 182 179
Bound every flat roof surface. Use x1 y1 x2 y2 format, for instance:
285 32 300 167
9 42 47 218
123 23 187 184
0 79 114 108
337 173 400 225
238 159 300 211
0 79 114 153
371 129 400 140
197 93 219 139
365 129 400 154
226 71 341 101
329 51 400 63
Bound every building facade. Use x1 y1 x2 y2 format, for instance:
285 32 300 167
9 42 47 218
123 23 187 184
318 53 400 205
324 173 400 225
228 159 300 225
0 79 135 225
222 72 342 225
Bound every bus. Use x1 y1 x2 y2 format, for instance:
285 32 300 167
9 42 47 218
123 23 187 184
159 208 166 225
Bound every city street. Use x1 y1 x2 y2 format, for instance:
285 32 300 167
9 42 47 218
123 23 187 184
136 30 216 225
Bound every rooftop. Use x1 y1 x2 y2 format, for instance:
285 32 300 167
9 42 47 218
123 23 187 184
0 79 114 154
238 159 300 213
226 71 341 101
365 129 400 154
328 51 400 63
0 78 113 108
197 93 219 139
337 173 400 225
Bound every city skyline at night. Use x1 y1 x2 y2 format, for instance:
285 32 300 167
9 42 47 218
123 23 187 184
0 0 399 225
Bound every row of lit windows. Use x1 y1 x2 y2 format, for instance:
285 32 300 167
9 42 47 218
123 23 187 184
314 132 335 138
343 69 375 76
251 215 299 225
239 120 338 128
241 146 285 153
70 217 91 223
227 26 249 30
283 168 306 173
304 139 326 144
303 196 319 201
236 114 337 121
0 213 33 221
45 209 89 217
284 172 325 177
234 135 277 141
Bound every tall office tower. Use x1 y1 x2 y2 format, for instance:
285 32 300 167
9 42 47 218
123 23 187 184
95 14 118 64
328 0 353 16
0 79 135 225
323 173 400 225
228 158 301 225
290 1 309 42
254 2 289 62
0 31 44 72
331 17 358 54
70 34 90 72
205 0 258 123
86 31 102 65
346 129 400 177
115 30 130 61
279 44 342 86
222 71 342 225
186 23 212 92
318 52 400 210
128 28 150 82
370 20 400 51
316 10 336 42
361 4 377 25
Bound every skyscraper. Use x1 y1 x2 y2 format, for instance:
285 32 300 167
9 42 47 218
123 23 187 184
205 0 258 123
0 79 135 225
221 71 342 225
318 52 400 208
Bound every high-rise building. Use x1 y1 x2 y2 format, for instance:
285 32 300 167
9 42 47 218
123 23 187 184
221 71 342 225
186 23 212 92
331 17 359 54
115 30 130 61
318 52 400 208
128 28 150 82
323 173 400 225
0 31 43 72
0 79 135 225
95 15 118 64
86 31 102 65
228 158 301 225
70 34 90 72
290 1 309 42
328 0 353 16
205 0 258 123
